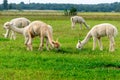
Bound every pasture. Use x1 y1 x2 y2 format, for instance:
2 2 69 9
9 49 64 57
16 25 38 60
0 11 120 80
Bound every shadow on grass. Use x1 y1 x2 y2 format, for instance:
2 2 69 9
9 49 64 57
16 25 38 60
27 46 81 54
50 47 94 54
0 37 9 41
14 45 111 55
103 63 120 69
29 46 110 54
89 62 120 69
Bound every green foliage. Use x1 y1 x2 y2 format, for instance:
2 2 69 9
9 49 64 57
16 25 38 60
0 11 120 79
64 7 77 16
69 7 77 15
3 0 8 10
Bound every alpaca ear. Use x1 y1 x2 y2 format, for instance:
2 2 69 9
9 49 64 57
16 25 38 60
52 41 55 44
78 40 81 43
56 38 59 42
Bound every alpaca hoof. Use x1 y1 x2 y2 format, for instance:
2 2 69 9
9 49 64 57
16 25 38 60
26 47 32 51
27 48 30 51
109 50 114 52
46 48 50 51
38 48 43 51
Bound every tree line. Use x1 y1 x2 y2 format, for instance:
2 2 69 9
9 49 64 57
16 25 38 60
1 0 120 12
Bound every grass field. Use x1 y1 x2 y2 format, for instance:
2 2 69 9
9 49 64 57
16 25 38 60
0 11 120 80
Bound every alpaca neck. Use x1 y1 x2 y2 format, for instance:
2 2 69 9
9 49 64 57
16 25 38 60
10 25 24 34
81 31 92 46
47 30 54 47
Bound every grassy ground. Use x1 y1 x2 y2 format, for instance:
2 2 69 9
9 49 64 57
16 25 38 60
0 11 120 80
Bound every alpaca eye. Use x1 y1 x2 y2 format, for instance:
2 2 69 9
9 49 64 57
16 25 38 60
78 46 81 48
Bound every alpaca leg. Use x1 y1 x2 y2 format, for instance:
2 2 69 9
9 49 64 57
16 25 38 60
10 31 16 40
80 23 82 30
4 29 10 38
109 37 115 52
10 31 13 40
24 36 29 50
24 36 29 45
93 37 97 50
26 44 30 51
28 40 32 51
24 32 31 50
98 38 103 51
25 39 30 51
27 36 32 51
46 38 50 50
38 36 44 50
12 31 16 40
26 43 30 51
71 22 75 29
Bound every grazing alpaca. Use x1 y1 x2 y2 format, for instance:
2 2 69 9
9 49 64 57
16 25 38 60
3 17 30 40
4 20 60 51
71 16 90 29
76 23 118 52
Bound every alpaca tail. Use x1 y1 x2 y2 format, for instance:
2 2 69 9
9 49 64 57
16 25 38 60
71 17 73 22
113 26 118 37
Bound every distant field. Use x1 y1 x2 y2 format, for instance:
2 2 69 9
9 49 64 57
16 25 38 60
1 10 120 20
0 11 120 80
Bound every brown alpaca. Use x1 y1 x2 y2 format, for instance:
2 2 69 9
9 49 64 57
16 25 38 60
23 21 60 51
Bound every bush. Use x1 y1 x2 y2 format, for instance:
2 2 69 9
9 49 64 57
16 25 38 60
64 7 77 16
69 7 77 15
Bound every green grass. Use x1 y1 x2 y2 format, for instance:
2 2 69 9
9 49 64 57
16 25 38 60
0 11 120 80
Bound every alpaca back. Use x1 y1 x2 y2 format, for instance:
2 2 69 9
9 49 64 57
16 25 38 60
90 23 118 37
71 16 85 23
28 21 52 37
104 23 118 37
10 17 30 28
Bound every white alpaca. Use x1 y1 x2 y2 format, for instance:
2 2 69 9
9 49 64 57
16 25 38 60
71 16 90 29
3 17 30 40
76 23 118 52
4 20 60 51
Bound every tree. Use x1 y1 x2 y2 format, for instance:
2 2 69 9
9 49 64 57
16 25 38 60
8 3 12 9
0 5 3 10
69 7 77 15
3 0 8 10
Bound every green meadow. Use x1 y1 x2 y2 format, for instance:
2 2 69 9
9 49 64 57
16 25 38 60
0 11 120 80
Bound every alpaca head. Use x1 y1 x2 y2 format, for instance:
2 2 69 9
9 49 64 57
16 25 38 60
87 25 90 29
52 40 60 49
3 22 12 29
76 40 83 49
